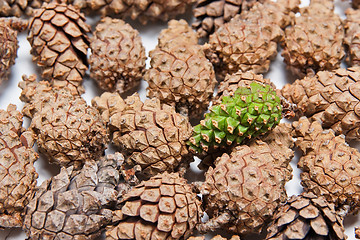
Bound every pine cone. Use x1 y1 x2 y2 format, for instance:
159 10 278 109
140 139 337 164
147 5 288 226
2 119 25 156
356 227 360 239
188 235 241 240
0 17 28 85
27 1 91 95
353 0 360 9
90 17 146 93
281 67 360 141
19 75 109 168
188 82 282 154
281 0 345 77
266 192 346 240
344 8 360 67
105 172 203 240
145 20 216 120
92 92 193 178
0 104 38 229
293 117 360 214
0 0 44 17
24 154 126 239
198 137 292 235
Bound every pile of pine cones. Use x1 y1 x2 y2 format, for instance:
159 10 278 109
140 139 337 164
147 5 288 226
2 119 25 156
2 0 360 239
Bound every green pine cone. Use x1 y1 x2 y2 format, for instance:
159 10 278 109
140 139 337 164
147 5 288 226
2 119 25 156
188 82 282 153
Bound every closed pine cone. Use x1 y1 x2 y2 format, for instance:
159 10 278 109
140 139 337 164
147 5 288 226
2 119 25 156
105 172 203 240
281 67 360 141
145 19 216 119
344 8 360 67
266 192 346 240
90 17 146 93
0 104 38 229
19 75 109 168
27 1 90 95
293 117 360 214
281 0 345 77
0 0 44 17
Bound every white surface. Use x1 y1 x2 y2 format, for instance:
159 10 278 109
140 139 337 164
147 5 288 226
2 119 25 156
1 0 360 239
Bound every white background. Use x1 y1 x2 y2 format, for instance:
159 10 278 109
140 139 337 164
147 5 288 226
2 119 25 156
1 0 360 239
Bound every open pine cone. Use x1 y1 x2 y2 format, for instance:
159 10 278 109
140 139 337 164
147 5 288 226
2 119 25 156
344 8 360 67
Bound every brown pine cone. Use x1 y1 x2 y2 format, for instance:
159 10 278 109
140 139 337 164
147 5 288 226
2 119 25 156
188 235 241 240
0 0 45 17
356 227 360 239
145 20 216 120
353 0 360 8
105 172 203 240
90 17 146 93
19 75 109 168
0 104 38 229
92 92 193 178
281 67 360 141
266 192 346 240
281 0 345 77
345 8 360 67
27 1 90 95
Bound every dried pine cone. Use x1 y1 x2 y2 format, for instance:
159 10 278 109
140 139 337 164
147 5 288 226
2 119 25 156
105 172 203 240
344 8 360 67
282 0 345 77
356 227 360 239
19 75 109 168
145 19 216 119
198 126 293 235
293 117 360 214
92 92 193 178
0 17 28 85
281 67 360 141
24 154 128 239
0 104 38 229
266 192 346 240
28 1 90 95
0 0 44 17
353 0 360 9
90 17 146 93
188 235 241 240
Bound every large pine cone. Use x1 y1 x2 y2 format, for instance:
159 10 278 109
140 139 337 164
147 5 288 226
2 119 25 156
19 75 109 168
90 17 146 93
106 172 203 240
28 1 90 95
344 8 360 67
266 193 346 240
281 67 360 141
282 0 344 77
293 117 360 214
145 20 216 120
23 154 125 239
92 92 193 178
0 104 38 229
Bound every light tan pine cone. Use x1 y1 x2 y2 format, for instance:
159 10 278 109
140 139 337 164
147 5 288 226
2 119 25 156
0 0 45 17
27 1 90 95
90 17 146 93
0 104 38 229
345 8 360 67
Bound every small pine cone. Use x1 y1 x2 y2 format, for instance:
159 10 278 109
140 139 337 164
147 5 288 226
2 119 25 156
356 227 360 239
293 117 360 214
19 75 109 168
105 172 203 240
344 8 360 67
188 235 241 240
93 92 193 178
266 192 346 240
0 17 28 85
282 0 345 77
24 154 125 240
28 1 91 95
281 67 360 141
145 20 216 120
0 0 44 17
90 17 146 93
0 104 38 229
198 141 291 235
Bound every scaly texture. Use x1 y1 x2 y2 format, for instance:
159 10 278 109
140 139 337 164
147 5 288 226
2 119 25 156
24 154 126 239
27 1 90 95
105 172 202 240
293 117 360 214
19 75 108 168
188 82 282 154
198 138 292 235
0 0 44 17
282 0 344 77
266 192 346 240
345 8 360 67
93 92 193 178
0 104 38 229
0 17 28 85
90 17 146 93
188 235 241 240
204 0 299 79
145 20 216 120
281 67 360 141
